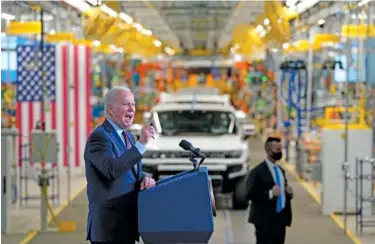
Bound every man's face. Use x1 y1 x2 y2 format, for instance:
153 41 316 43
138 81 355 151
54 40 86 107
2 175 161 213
108 90 136 129
268 141 282 154
267 141 283 161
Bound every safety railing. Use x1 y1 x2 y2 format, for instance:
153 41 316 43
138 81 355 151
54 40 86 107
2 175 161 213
354 157 375 234
339 156 375 235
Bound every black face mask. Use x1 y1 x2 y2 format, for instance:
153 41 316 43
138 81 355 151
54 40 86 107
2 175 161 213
270 151 283 161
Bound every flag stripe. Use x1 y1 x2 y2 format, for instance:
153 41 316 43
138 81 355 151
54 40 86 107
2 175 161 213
86 47 92 140
56 43 64 168
51 101 57 167
74 45 80 167
78 46 86 168
34 103 41 129
28 102 34 139
28 103 34 167
21 102 29 166
16 102 22 167
68 44 74 167
51 102 56 131
62 45 69 167
44 103 50 130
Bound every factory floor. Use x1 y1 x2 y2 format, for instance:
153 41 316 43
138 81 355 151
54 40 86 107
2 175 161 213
3 138 355 244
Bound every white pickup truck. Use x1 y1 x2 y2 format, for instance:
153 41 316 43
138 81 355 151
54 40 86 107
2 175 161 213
141 92 250 209
236 110 257 137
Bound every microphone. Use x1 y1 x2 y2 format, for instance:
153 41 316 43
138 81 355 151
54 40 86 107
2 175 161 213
179 140 206 159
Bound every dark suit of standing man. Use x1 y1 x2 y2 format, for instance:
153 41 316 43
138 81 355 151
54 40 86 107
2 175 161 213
84 86 156 244
246 137 293 244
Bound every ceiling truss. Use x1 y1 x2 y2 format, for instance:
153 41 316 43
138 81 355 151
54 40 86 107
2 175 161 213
120 1 264 51
3 1 265 52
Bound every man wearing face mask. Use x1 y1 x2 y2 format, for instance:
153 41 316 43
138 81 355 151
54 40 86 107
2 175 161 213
246 137 293 244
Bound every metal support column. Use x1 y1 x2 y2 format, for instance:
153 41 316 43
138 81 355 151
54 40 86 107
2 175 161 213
38 7 49 232
367 3 375 159
343 11 353 236
306 28 315 130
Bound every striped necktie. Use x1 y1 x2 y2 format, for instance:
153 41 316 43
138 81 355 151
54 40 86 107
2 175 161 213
121 131 138 179
122 130 132 149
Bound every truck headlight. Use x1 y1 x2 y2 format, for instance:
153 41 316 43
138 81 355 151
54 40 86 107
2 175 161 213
211 152 226 158
229 150 242 158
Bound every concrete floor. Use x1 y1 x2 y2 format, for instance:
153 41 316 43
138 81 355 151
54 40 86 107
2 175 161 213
2 138 355 244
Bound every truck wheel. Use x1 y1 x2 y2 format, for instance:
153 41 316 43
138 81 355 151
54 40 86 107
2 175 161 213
232 178 248 210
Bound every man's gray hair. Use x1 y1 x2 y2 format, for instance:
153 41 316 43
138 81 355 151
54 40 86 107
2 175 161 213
104 86 132 118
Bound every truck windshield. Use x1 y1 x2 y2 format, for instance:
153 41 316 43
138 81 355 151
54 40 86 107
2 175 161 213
154 110 237 136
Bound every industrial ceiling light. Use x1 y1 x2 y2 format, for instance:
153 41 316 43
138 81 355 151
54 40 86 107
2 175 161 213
110 44 117 51
255 25 264 33
286 0 298 7
263 18 270 26
318 19 325 25
133 23 143 32
64 0 91 13
164 47 175 56
100 4 117 17
92 40 101 46
296 0 320 14
1 13 16 21
142 29 152 36
233 54 242 62
119 12 133 24
358 0 371 7
153 40 162 47
285 0 298 11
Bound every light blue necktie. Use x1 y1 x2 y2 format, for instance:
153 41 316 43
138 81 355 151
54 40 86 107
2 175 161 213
273 166 283 213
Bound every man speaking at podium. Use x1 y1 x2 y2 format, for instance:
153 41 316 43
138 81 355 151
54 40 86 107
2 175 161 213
246 137 293 244
84 86 156 244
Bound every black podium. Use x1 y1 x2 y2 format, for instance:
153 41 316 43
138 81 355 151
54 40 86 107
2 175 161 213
138 167 215 244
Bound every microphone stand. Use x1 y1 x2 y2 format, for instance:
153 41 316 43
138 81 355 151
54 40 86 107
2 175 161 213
189 148 206 171
187 148 216 217
189 155 198 171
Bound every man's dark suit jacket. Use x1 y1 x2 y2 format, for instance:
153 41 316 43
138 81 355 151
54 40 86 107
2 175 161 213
246 161 292 227
84 119 144 243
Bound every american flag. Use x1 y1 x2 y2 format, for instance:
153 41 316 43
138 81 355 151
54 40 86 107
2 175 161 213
16 43 92 168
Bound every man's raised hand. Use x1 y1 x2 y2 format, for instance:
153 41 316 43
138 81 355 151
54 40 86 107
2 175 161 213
139 123 155 145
